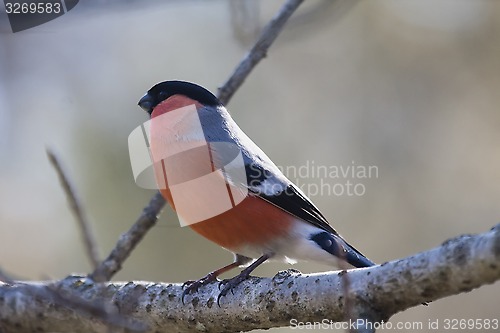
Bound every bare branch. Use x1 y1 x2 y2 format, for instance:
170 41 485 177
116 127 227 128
47 148 100 270
90 0 305 283
2 225 499 333
1 279 147 333
90 191 165 282
0 267 146 332
218 0 304 104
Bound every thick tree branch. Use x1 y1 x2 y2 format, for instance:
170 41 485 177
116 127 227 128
2 224 499 333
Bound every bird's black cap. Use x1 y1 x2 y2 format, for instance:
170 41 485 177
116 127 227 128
138 80 222 114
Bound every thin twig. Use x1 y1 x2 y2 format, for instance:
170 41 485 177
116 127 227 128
91 0 305 283
47 148 100 270
218 0 304 104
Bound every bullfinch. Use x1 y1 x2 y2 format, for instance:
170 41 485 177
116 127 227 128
138 80 375 303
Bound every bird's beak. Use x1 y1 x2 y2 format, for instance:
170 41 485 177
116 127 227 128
138 93 154 114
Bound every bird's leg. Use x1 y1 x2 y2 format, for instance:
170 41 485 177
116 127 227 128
217 253 272 305
182 254 251 303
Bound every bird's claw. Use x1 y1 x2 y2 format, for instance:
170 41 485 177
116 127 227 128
182 272 218 303
217 273 250 306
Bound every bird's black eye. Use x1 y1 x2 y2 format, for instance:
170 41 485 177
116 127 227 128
158 91 168 101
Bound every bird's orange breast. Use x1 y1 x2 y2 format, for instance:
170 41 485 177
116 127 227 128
158 184 294 250
186 195 294 250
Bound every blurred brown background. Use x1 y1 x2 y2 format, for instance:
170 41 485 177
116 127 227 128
1 0 499 332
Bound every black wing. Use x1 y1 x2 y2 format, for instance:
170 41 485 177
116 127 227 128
245 163 338 235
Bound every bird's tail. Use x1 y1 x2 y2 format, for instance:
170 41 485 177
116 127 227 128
342 240 375 268
310 232 375 268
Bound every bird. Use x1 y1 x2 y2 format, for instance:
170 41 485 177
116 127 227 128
138 80 375 304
